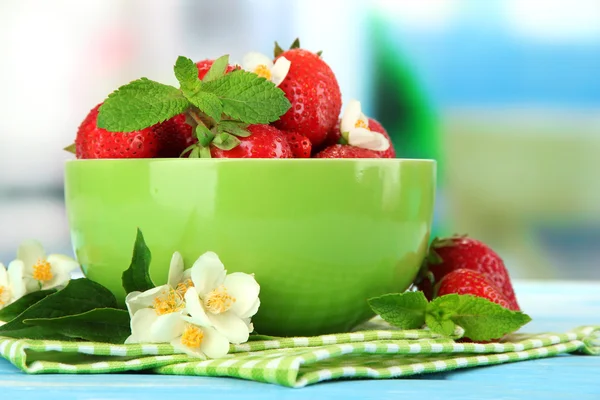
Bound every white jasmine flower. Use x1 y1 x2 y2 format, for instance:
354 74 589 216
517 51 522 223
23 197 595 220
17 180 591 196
0 262 25 310
340 99 390 151
242 52 291 86
171 323 230 359
16 239 80 292
183 251 260 344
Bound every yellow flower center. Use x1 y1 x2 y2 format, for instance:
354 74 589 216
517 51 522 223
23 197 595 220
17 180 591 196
204 285 236 314
180 325 204 349
354 119 369 129
0 286 9 306
254 64 272 80
32 260 53 282
153 288 184 316
175 279 194 297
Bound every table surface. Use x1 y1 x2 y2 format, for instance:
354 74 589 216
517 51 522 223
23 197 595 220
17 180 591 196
1 280 598 400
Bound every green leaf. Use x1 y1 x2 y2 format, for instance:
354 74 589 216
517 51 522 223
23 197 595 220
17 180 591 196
199 147 212 158
316 50 323 57
24 308 131 344
189 147 200 158
121 228 155 294
202 54 230 82
428 294 532 341
63 143 76 154
217 121 250 137
212 132 241 151
174 56 202 94
202 70 291 124
187 91 223 123
274 41 285 58
367 292 428 329
97 78 189 132
0 279 118 340
0 290 57 322
425 311 456 336
195 125 215 147
290 38 301 49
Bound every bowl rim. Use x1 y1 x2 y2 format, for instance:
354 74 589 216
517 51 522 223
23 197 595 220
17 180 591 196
65 158 437 165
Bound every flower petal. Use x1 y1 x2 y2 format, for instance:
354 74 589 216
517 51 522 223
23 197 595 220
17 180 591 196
170 336 207 359
348 129 390 151
0 263 8 287
126 285 170 315
340 100 363 137
167 252 184 288
239 297 261 320
17 240 46 270
24 277 40 293
149 312 186 343
125 291 143 317
271 56 291 86
184 288 212 327
190 252 226 296
223 272 260 318
47 254 80 276
200 326 230 359
128 308 157 343
242 52 273 72
208 311 250 344
6 260 25 300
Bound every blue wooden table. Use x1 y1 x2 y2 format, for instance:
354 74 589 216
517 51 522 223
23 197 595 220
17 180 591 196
1 280 598 399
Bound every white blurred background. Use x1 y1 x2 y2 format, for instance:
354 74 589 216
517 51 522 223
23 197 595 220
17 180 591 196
1 0 599 280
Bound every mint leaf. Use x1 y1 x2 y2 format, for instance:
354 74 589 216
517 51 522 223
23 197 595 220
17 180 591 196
202 69 291 124
212 132 240 150
217 121 250 137
0 289 57 322
122 228 155 294
425 311 456 336
175 56 202 94
187 91 223 123
367 292 428 329
203 54 230 82
428 294 532 341
0 279 117 340
24 308 130 344
98 78 189 132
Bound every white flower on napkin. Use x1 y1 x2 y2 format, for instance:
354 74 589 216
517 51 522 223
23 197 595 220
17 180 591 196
15 239 80 292
171 323 230 359
340 99 390 151
0 262 26 310
242 52 291 87
183 251 260 345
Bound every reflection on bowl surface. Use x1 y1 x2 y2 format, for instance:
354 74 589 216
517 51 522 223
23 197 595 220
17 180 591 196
64 158 436 336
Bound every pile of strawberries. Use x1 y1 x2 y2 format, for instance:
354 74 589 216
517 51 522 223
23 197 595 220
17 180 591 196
416 235 521 311
73 41 396 160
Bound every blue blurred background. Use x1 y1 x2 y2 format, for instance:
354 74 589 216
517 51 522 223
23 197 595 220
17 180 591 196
0 0 599 280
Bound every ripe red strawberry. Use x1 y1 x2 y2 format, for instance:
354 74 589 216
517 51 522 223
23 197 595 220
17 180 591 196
272 49 341 147
314 144 380 159
284 132 312 158
75 104 161 159
436 269 518 311
210 124 293 158
418 236 520 310
321 118 396 158
151 113 197 157
196 59 239 80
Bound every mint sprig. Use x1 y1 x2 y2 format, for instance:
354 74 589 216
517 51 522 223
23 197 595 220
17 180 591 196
368 291 532 341
96 53 291 156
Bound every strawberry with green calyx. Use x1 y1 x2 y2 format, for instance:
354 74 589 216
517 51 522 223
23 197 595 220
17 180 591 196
210 124 293 158
415 235 521 311
70 53 291 159
271 38 342 147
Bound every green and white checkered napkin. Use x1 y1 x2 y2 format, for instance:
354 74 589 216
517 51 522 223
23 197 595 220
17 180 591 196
1 320 598 388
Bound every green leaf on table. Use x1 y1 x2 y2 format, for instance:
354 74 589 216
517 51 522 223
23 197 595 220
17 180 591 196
367 291 428 329
0 289 57 323
24 308 131 344
211 132 241 151
122 228 155 294
97 78 189 132
187 91 223 123
202 54 230 82
427 294 532 341
425 312 456 336
174 56 202 94
217 121 250 137
202 69 291 124
0 279 117 340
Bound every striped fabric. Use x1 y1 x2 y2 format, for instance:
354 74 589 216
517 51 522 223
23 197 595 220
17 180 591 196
1 322 597 388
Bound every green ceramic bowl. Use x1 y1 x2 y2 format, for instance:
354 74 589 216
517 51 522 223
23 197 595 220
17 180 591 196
64 158 436 336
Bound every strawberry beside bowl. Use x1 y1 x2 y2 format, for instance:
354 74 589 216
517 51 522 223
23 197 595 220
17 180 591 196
64 158 436 336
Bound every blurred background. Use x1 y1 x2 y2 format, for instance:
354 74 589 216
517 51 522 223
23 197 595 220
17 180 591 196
0 0 598 280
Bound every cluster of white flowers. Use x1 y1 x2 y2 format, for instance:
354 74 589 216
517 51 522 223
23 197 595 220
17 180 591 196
125 251 260 360
0 240 80 314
